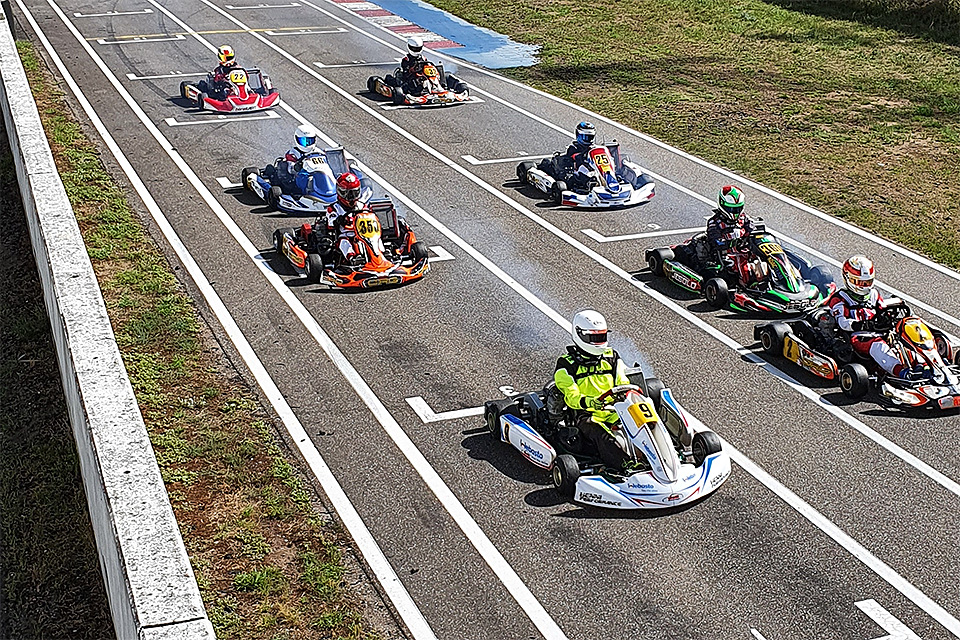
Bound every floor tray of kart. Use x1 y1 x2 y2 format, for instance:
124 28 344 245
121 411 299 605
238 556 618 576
516 142 655 208
180 68 280 113
273 197 429 289
242 147 367 215
483 374 731 509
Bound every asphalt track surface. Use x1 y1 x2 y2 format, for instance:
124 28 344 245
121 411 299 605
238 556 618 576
14 0 960 638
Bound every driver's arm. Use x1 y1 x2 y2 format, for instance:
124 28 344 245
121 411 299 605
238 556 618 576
555 358 591 410
830 301 857 332
613 356 630 387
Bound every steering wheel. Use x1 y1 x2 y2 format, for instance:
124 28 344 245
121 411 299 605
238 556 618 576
595 384 640 406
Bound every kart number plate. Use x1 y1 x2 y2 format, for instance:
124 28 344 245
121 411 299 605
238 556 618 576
628 400 658 424
356 215 381 239
756 241 784 256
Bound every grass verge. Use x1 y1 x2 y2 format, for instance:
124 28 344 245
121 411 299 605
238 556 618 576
14 40 386 640
428 0 960 269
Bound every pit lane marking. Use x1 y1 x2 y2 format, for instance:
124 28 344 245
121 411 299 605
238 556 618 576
857 600 920 640
379 96 484 110
406 397 482 423
749 630 768 640
461 154 547 166
89 26 341 42
95 34 186 45
126 71 207 81
74 9 153 17
581 226 701 243
225 2 302 7
428 246 454 262
264 27 348 36
314 59 401 68
216 177 242 189
163 111 281 127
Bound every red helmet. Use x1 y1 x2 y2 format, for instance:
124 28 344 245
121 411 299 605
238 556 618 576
336 172 362 210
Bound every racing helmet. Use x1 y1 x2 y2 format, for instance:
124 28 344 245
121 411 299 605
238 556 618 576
406 36 424 57
217 45 237 67
575 121 596 146
842 255 875 301
337 172 363 210
572 309 608 357
294 125 319 153
717 185 745 224
900 318 936 351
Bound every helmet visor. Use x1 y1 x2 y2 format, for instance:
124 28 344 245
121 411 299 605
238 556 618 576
296 135 316 148
577 132 595 145
846 275 874 290
338 186 361 201
576 327 608 345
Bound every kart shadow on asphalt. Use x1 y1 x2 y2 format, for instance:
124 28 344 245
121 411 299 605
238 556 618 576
631 269 700 303
501 179 563 209
167 96 202 111
224 188 300 217
461 429 551 487
549 491 722 520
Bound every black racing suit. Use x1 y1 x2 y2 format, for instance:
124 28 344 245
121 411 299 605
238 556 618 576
399 54 427 94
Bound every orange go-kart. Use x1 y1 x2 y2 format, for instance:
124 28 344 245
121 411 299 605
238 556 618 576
367 61 469 107
272 198 429 289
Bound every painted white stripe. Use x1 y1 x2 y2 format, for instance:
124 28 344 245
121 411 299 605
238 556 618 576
126 71 207 80
264 27 347 35
224 2 302 8
209 0 960 507
581 226 701 243
428 245 454 262
74 9 153 17
163 111 280 126
315 59 400 68
28 1 436 637
857 599 921 639
216 177 242 189
749 630 769 640
96 34 186 44
405 397 483 423
462 153 547 165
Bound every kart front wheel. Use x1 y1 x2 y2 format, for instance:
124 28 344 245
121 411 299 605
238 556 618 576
196 91 207 110
179 81 189 99
240 166 259 190
646 248 674 277
551 180 567 205
366 76 378 94
273 227 294 253
552 454 579 498
268 186 283 211
758 323 790 355
516 161 534 184
305 254 325 284
704 277 729 308
839 363 869 399
485 407 499 438
692 431 722 466
409 241 429 263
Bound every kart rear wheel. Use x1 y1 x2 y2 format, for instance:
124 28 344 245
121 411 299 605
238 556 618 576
692 431 722 466
196 91 207 110
305 254 325 284
516 161 534 184
268 186 283 211
646 248 674 277
839 363 869 399
704 277 729 308
552 454 580 498
409 241 429 263
240 166 259 190
758 323 790 355
551 180 567 205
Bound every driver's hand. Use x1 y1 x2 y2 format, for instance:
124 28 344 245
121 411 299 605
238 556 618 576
585 396 604 411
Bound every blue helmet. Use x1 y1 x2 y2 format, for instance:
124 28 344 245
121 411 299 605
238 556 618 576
575 122 596 146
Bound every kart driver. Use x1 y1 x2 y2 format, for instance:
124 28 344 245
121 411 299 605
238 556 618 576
323 173 366 266
399 36 428 94
554 310 633 470
211 45 239 97
279 125 320 188
827 255 930 380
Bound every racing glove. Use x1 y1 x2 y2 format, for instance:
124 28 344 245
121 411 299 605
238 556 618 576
581 396 603 411
850 320 864 332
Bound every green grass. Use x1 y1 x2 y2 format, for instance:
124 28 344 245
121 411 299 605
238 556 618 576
14 40 384 639
428 0 960 268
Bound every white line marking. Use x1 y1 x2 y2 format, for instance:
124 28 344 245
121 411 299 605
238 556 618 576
163 111 280 126
315 59 401 68
224 2 302 7
462 153 547 165
405 397 482 423
428 245 454 262
379 96 484 110
96 34 186 45
125 71 207 80
113 2 572 637
264 27 346 35
216 177 241 189
216 0 960 506
30 2 436 637
74 9 153 17
581 227 701 243
749 630 768 640
857 599 921 640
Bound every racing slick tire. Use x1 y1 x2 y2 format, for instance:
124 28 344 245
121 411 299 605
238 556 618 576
758 322 790 355
550 180 567 205
179 80 190 100
273 227 294 254
552 454 580 498
839 363 870 399
485 406 500 437
704 277 729 308
267 186 283 211
196 92 207 110
516 161 534 184
639 376 665 411
305 254 325 284
646 248 674 277
240 166 259 191
409 241 429 263
692 431 722 466
366 76 378 94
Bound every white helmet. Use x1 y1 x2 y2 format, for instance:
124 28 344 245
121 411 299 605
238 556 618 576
572 310 608 356
294 124 319 153
406 36 423 56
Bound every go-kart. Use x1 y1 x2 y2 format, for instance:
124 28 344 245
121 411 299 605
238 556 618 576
241 148 369 215
516 142 656 208
179 68 280 113
366 61 469 107
483 372 731 510
272 197 430 289
646 225 835 314
755 299 960 409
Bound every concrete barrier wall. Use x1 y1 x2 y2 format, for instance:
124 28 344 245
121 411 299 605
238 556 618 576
0 13 215 640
